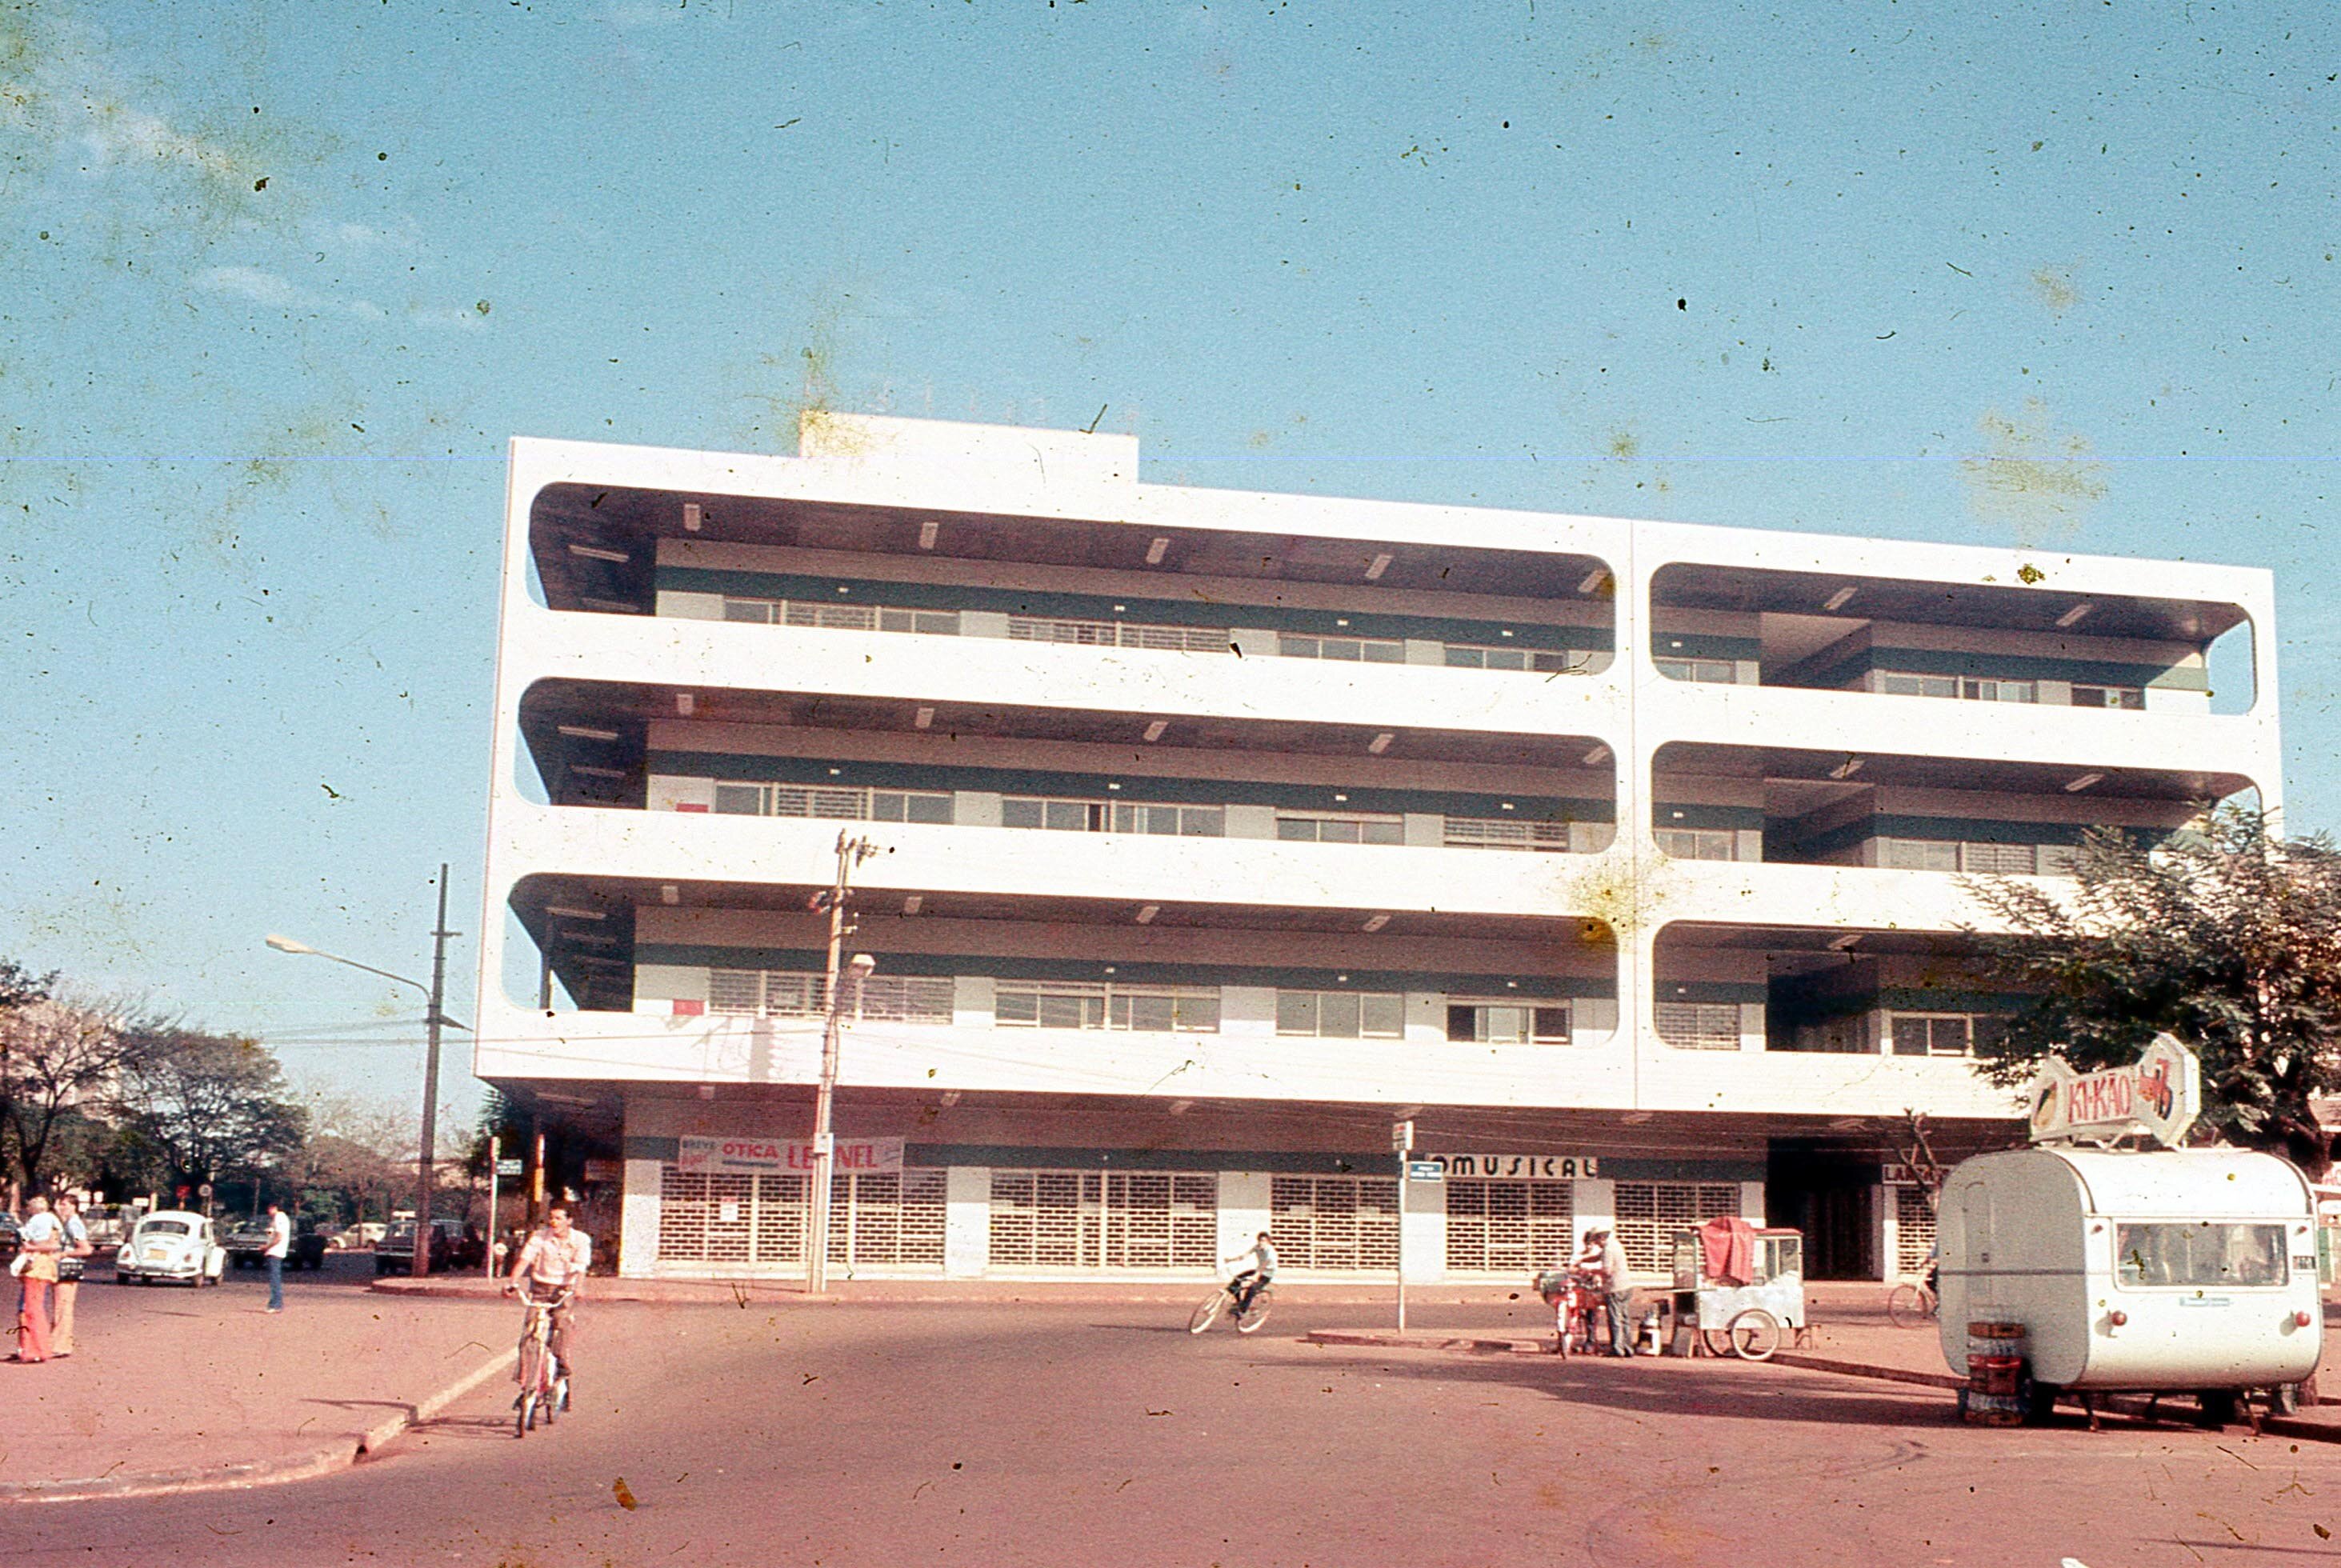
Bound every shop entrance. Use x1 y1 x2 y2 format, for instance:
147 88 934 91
1766 1144 1878 1279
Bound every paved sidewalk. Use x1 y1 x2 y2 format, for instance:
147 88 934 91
2 1273 514 1502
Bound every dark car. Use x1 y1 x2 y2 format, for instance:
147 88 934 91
0 1212 18 1259
223 1220 330 1269
292 1224 330 1270
374 1218 484 1275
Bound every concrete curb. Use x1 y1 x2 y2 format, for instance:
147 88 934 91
0 1346 518 1506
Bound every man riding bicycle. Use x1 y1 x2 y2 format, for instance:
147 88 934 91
503 1206 592 1389
1225 1230 1277 1315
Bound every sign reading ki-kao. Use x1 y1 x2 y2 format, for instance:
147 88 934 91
2027 1033 2200 1148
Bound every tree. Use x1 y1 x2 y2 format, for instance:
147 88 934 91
1965 806 2341 1178
114 1024 309 1196
0 991 144 1194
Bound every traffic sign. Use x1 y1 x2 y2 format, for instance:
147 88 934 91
1407 1161 1443 1182
1391 1119 1415 1153
495 1158 523 1177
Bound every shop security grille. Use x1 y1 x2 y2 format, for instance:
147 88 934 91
1895 1184 1937 1279
987 1170 1220 1270
658 1166 944 1270
1270 1176 1400 1271
830 1170 948 1270
1444 1179 1575 1274
1612 1181 1740 1274
658 1167 808 1266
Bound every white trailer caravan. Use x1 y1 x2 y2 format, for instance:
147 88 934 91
1937 1144 2324 1419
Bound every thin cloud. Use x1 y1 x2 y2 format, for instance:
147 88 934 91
195 265 388 322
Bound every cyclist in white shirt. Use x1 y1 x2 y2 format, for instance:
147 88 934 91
503 1206 592 1383
1225 1230 1278 1315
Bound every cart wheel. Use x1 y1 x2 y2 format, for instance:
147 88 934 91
1727 1309 1781 1362
1699 1327 1735 1359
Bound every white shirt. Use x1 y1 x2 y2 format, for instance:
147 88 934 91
1229 1238 1278 1278
513 1226 592 1289
19 1211 61 1249
265 1210 293 1258
1599 1235 1628 1290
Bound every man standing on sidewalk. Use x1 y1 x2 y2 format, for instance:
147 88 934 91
262 1201 291 1313
1598 1227 1635 1357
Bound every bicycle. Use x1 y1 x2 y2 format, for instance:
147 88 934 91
1187 1273 1275 1335
1885 1278 1939 1330
511 1285 574 1438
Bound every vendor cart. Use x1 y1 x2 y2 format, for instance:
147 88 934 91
1531 1268 1608 1356
1668 1224 1806 1361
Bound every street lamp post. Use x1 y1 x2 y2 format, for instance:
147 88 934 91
266 862 465 1278
807 830 882 1294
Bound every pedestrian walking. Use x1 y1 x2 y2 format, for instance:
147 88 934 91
10 1195 62 1362
50 1194 93 1357
262 1200 292 1313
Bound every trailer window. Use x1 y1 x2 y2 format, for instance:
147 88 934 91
2114 1222 2288 1288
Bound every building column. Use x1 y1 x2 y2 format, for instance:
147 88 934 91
944 1166 990 1278
1219 1171 1271 1262
619 1158 662 1278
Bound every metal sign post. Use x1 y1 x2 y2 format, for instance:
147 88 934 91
1391 1119 1415 1331
485 1134 500 1279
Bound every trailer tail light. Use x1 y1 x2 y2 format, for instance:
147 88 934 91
2296 1310 2315 1328
2108 1310 2128 1327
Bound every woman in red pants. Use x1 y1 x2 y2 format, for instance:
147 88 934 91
11 1194 62 1362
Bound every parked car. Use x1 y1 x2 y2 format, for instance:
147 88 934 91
374 1218 484 1275
332 1221 388 1250
115 1210 226 1286
223 1219 331 1269
223 1220 272 1266
0 1212 18 1259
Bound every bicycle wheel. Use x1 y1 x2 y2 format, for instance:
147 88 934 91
1187 1290 1227 1334
1886 1284 1929 1330
514 1338 544 1438
1727 1309 1781 1362
1235 1287 1275 1334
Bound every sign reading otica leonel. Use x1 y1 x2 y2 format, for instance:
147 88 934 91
2027 1032 2200 1148
676 1135 905 1174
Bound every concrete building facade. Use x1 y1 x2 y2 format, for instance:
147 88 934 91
474 414 2277 1284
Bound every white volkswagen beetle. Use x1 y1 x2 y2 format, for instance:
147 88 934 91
115 1210 227 1286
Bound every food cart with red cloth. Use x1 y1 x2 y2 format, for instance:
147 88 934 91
1667 1222 1807 1360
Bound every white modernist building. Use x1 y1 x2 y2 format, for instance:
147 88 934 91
475 414 2279 1285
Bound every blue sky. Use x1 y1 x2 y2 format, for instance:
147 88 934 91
3 1 2337 1121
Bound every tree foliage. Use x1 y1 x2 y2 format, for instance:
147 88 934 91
0 995 142 1193
1965 806 2341 1178
113 1023 309 1192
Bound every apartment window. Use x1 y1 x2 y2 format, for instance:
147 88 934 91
1887 1012 2005 1058
1655 1001 1741 1050
1655 828 1737 861
1443 644 1582 674
2071 684 2146 710
722 597 959 636
1006 615 1227 654
707 969 954 1024
1447 1002 1571 1045
1443 816 1575 853
1879 838 2072 876
994 982 1221 1034
1279 633 1404 663
1277 990 1406 1039
713 782 953 825
1276 813 1404 846
1655 657 1738 683
1879 671 2036 703
1001 797 1224 836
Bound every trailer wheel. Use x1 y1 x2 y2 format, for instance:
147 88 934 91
2268 1382 2304 1417
1727 1309 1780 1361
2023 1378 2059 1424
2197 1390 2241 1428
